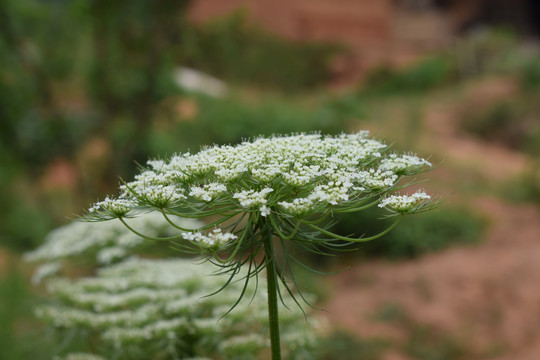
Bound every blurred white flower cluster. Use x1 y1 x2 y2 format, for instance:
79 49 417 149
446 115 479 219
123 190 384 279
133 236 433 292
37 258 320 360
25 212 202 282
27 212 322 360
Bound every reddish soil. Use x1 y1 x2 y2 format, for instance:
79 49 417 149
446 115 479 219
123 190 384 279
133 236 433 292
323 198 540 359
322 78 540 360
422 77 531 182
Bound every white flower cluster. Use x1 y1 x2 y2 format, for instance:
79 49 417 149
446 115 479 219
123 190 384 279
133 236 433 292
37 258 319 360
189 182 227 201
311 183 350 205
25 212 202 269
356 168 398 189
137 184 186 206
182 228 237 249
278 181 352 215
88 132 432 219
278 197 318 216
379 153 432 174
378 190 431 213
88 196 136 216
233 187 273 215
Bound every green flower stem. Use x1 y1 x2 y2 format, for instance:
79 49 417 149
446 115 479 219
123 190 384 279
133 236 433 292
262 226 282 360
306 215 402 242
118 217 183 242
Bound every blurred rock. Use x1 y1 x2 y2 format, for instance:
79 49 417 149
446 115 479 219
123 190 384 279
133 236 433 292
174 67 228 97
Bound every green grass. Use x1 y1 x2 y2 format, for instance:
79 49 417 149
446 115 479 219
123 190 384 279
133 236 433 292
0 270 56 360
147 92 361 156
181 10 342 91
403 325 467 360
361 57 453 97
318 330 389 360
502 166 540 206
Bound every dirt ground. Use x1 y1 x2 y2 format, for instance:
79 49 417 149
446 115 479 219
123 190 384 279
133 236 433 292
322 78 540 360
323 197 540 359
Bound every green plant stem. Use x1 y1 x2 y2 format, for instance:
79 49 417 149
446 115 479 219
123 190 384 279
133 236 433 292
263 230 282 360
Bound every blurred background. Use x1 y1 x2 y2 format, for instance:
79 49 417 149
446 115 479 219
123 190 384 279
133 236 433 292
1 0 540 359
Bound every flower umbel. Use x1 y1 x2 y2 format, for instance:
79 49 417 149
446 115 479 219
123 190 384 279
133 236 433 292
88 196 136 217
182 228 237 250
84 131 437 276
87 132 432 222
82 131 438 360
378 190 432 214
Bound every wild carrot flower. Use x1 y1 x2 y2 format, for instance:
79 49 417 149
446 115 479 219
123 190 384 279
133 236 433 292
82 131 438 360
84 130 438 302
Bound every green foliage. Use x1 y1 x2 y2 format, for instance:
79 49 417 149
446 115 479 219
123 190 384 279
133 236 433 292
520 57 540 90
0 151 51 250
0 272 28 360
16 112 98 168
370 304 472 360
0 271 57 360
461 96 540 155
371 302 407 323
0 196 51 250
0 0 96 169
503 167 540 206
0 0 345 253
361 57 453 97
0 0 341 173
462 101 519 146
456 33 540 155
404 325 467 360
318 330 388 360
147 94 357 155
1 1 341 169
455 28 520 76
331 206 484 259
181 10 342 91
